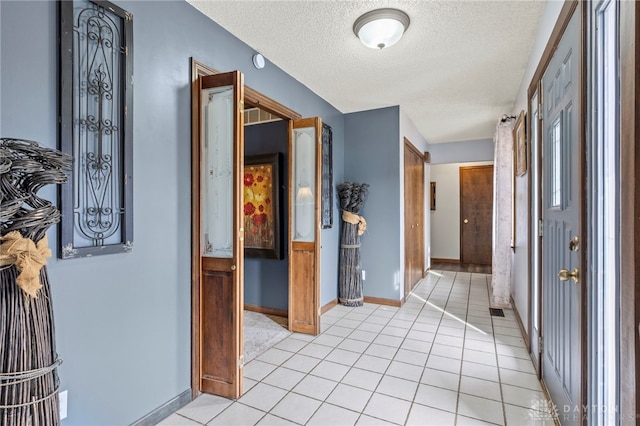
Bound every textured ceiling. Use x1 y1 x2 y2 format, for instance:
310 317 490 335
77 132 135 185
187 0 547 143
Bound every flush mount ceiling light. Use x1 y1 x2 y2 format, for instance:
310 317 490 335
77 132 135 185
353 8 410 50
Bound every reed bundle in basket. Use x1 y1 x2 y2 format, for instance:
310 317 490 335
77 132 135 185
337 182 369 307
0 138 71 426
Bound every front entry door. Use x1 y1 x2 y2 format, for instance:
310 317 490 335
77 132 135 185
198 71 245 399
460 165 493 265
288 118 322 334
541 10 582 423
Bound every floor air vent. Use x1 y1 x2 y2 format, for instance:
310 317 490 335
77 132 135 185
489 308 505 317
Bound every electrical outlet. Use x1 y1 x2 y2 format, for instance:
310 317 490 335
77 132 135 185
59 390 68 420
362 270 366 280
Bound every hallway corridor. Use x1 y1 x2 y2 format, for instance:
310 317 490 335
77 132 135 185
160 271 550 425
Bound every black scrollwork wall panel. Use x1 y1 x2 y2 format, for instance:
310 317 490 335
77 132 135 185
321 123 333 229
59 0 133 258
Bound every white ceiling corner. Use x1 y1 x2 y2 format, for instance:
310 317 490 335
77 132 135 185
187 0 547 144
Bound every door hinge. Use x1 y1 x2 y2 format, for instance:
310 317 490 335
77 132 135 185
538 336 543 353
538 220 544 237
538 84 543 120
238 355 245 368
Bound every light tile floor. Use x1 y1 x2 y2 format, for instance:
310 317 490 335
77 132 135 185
159 271 553 425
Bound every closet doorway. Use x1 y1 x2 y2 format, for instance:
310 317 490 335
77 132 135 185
190 60 322 400
403 139 425 299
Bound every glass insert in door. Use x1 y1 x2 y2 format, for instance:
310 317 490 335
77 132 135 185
292 127 316 242
201 85 234 257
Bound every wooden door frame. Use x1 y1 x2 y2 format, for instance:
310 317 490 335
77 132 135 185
619 0 639 419
403 138 425 299
529 83 542 373
526 0 586 418
190 59 302 398
458 164 494 265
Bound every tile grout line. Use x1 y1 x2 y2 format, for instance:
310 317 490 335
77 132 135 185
226 305 357 425
383 271 445 425
257 302 395 425
487 272 510 426
453 271 510 426
179 269 541 426
416 271 461 422
330 301 412 426
452 271 466 426
338 272 442 425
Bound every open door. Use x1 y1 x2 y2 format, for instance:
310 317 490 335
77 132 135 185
197 71 244 399
288 118 322 334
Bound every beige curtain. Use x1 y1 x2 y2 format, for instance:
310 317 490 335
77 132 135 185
491 118 514 308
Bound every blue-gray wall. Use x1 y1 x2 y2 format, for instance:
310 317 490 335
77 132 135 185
244 121 289 311
344 107 401 301
429 138 494 164
0 1 343 424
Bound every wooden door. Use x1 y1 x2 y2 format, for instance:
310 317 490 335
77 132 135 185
541 10 582 423
460 165 493 265
197 71 244 399
404 140 424 297
288 118 321 335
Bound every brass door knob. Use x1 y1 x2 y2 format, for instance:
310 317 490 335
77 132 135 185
230 265 236 271
463 219 469 224
558 268 579 284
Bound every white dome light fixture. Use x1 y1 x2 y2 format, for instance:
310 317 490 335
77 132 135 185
353 8 410 50
252 53 265 69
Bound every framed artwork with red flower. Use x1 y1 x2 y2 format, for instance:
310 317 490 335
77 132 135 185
243 153 283 259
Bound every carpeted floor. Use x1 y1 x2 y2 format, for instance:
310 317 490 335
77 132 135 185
244 311 291 363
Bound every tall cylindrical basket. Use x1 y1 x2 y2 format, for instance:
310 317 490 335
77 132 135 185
0 138 71 426
337 182 369 307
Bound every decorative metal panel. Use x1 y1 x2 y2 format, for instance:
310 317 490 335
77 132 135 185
321 123 333 229
58 0 133 258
